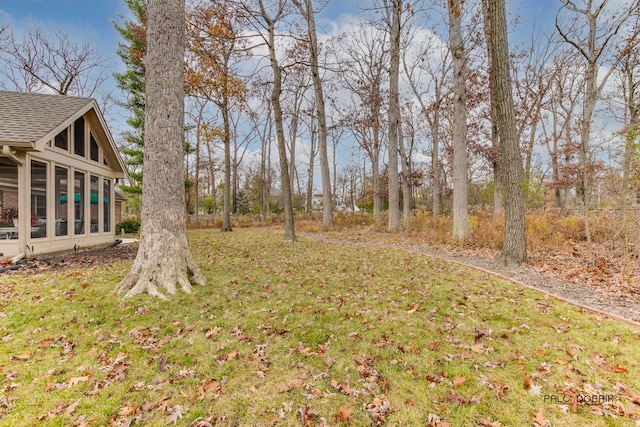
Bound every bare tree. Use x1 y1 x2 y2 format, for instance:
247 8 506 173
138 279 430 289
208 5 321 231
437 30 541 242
292 0 334 230
618 19 640 203
118 0 205 298
239 0 296 240
556 0 639 260
487 0 527 265
0 28 108 97
448 0 469 240
383 0 402 231
402 21 452 217
480 0 502 219
336 22 389 222
540 53 585 208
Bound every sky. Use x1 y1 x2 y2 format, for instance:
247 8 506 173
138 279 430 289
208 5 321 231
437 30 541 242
0 0 631 190
0 0 365 135
0 0 556 116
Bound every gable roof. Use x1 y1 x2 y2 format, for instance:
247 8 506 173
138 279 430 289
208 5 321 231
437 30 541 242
0 91 94 145
0 91 127 178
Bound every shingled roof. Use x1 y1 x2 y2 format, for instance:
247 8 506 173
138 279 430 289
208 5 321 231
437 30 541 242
0 91 94 144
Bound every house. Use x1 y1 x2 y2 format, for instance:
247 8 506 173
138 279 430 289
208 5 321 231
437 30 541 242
0 91 127 259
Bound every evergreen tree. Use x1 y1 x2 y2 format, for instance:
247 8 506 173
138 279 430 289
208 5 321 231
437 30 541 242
113 0 147 195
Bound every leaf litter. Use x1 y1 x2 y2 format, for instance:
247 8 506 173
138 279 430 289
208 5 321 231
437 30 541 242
0 229 639 425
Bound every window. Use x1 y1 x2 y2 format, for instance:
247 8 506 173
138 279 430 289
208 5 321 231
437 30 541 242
74 116 85 157
30 161 47 238
74 171 85 234
103 179 111 232
90 133 99 162
55 128 68 150
90 175 99 233
55 166 68 236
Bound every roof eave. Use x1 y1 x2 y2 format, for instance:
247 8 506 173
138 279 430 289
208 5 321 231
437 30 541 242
0 141 37 149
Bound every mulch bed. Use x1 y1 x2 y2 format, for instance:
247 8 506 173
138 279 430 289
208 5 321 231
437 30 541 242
0 242 138 274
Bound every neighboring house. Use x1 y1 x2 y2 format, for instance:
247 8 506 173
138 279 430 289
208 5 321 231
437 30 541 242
0 91 127 259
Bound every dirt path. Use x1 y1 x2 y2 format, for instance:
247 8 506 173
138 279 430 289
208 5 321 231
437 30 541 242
300 232 640 327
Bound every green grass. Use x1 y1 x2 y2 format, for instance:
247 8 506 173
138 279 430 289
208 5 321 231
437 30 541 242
0 228 639 426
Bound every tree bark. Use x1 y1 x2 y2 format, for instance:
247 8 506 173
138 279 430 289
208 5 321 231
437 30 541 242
481 0 502 221
448 0 469 240
487 0 527 265
118 0 205 298
306 124 316 215
387 0 401 231
398 124 412 228
294 0 334 230
430 111 441 217
222 95 233 232
260 0 296 241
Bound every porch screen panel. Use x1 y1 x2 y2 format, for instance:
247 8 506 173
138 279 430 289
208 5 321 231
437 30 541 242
74 171 85 234
74 117 85 157
55 166 68 236
30 160 47 238
54 128 68 150
90 134 99 162
90 175 99 233
0 158 18 240
103 179 111 232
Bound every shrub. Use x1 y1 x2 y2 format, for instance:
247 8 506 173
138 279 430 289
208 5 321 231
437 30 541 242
116 220 140 234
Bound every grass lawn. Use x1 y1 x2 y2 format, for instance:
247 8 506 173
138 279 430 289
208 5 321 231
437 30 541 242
0 228 639 426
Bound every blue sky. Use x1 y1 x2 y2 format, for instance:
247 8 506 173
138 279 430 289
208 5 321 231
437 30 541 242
0 0 124 49
0 0 566 149
0 0 557 68
1 0 628 187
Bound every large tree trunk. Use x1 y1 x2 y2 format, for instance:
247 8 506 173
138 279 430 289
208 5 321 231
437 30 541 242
387 0 401 231
488 0 527 265
481 0 502 221
448 0 469 240
118 0 205 298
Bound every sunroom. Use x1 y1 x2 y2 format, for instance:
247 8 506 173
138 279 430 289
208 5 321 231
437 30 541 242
0 91 127 259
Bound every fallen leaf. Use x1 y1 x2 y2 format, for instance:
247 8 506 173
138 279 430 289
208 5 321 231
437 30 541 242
532 406 550 427
68 376 89 387
523 374 531 390
64 400 80 417
453 376 467 388
298 405 320 427
426 412 452 427
334 404 353 424
365 396 391 423
205 326 222 339
478 416 502 427
158 354 168 372
119 403 139 417
471 343 494 354
609 364 628 374
166 404 185 424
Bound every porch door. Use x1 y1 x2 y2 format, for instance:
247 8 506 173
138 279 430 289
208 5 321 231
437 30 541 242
55 166 69 236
